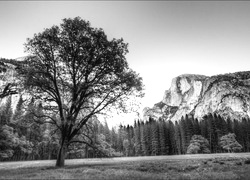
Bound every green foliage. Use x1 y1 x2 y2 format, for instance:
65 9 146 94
219 133 243 153
187 135 210 154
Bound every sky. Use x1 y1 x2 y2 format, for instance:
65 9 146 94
1 1 250 127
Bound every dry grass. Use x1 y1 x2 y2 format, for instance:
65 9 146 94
1 153 250 179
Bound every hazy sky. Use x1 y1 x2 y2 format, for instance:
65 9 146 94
1 1 250 126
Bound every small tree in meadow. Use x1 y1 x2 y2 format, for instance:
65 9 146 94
187 135 210 154
219 133 242 153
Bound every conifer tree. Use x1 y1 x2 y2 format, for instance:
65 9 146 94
180 117 187 153
11 96 24 124
193 118 201 135
226 117 233 133
233 119 243 149
174 121 182 154
241 118 250 151
110 127 118 151
151 120 159 155
158 119 167 155
185 115 194 146
117 125 125 153
134 120 141 156
103 120 111 143
220 115 228 136
200 119 208 140
145 121 152 155
140 122 147 156
0 96 13 125
168 120 177 154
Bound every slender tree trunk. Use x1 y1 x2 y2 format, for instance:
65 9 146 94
85 145 88 158
56 140 68 167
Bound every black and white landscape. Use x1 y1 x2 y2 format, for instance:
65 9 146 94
1 1 250 179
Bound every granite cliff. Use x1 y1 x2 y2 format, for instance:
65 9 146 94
0 58 25 109
144 72 250 121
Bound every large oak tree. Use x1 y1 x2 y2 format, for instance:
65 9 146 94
16 17 144 167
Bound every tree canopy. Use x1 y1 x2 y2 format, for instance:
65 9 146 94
186 135 210 154
219 133 242 153
16 17 144 167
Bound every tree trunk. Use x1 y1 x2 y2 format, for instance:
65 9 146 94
85 145 88 158
56 141 68 167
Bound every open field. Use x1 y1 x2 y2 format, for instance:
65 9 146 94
1 153 250 179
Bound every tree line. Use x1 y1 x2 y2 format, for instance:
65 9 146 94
116 114 248 156
1 94 249 161
0 95 125 161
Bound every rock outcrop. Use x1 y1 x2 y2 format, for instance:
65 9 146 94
144 72 250 121
0 58 25 110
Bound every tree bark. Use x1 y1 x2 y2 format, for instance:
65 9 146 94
56 140 68 167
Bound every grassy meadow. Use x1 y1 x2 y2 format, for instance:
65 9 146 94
1 153 250 179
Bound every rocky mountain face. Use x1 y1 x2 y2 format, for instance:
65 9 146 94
0 59 24 109
144 72 250 121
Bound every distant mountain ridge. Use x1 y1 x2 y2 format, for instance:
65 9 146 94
143 71 250 121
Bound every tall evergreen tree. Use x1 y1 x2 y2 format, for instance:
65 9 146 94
140 122 147 156
103 120 111 143
179 117 187 153
193 118 201 135
151 120 159 155
158 119 167 155
168 120 177 155
174 121 182 154
226 117 233 133
0 96 13 125
11 96 24 124
134 120 141 156
145 121 152 155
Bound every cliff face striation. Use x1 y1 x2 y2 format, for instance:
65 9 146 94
144 72 250 121
0 58 25 109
